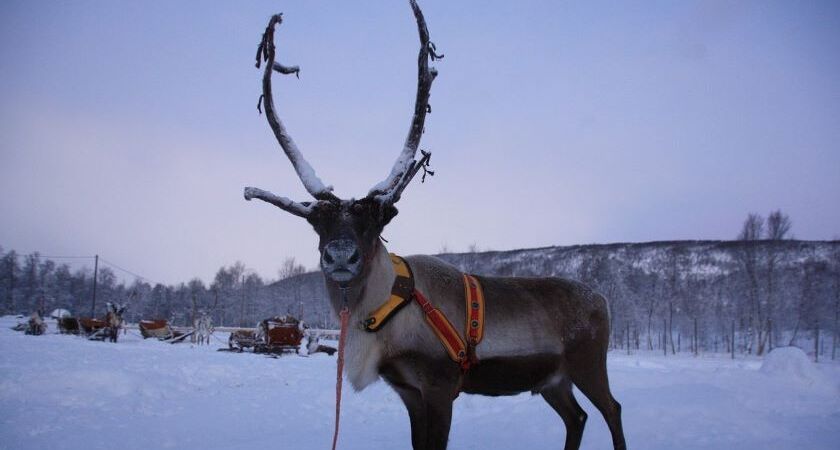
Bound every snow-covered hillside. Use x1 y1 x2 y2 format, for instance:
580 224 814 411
1 316 838 450
271 240 839 360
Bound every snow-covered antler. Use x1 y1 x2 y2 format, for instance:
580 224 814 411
243 187 316 218
367 0 441 205
244 13 337 216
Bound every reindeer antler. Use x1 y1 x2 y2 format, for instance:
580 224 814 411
244 187 316 218
246 2 440 214
367 0 441 205
244 13 337 216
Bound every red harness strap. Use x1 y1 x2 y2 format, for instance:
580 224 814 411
413 288 473 371
463 274 485 365
365 254 486 372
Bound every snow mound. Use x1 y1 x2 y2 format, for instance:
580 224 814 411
760 347 826 386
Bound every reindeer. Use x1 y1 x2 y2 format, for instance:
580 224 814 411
244 2 627 449
105 302 126 343
193 312 213 346
306 335 337 356
25 310 47 336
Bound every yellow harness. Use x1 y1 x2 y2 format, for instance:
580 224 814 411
364 254 485 371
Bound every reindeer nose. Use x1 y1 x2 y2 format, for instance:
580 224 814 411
322 239 362 284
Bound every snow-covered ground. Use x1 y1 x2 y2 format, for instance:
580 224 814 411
1 316 838 450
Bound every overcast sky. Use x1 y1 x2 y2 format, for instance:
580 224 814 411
1 0 839 285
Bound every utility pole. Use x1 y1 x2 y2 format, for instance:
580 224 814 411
240 274 246 327
90 254 99 317
8 254 15 314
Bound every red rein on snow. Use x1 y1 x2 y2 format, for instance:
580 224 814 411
331 306 350 450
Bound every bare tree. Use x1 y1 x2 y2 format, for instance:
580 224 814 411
766 210 792 240
790 260 824 347
664 248 686 355
738 213 765 241
1 250 20 314
187 278 205 325
763 209 792 352
736 213 764 354
644 276 659 350
832 265 839 360
278 257 306 320
278 257 306 280
211 262 245 326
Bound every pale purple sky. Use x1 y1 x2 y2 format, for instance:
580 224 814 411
1 1 839 285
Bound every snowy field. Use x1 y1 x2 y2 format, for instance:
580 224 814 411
1 316 838 450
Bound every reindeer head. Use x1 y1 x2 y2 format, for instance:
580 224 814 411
244 1 441 288
106 302 127 326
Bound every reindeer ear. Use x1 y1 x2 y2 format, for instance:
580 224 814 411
359 199 398 228
379 204 398 227
304 202 337 230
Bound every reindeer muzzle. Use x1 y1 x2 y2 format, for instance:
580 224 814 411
322 239 362 285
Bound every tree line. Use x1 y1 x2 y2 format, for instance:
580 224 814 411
3 211 838 359
441 211 839 359
0 249 332 329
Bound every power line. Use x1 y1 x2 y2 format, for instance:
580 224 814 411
16 254 95 260
7 250 163 286
99 258 161 286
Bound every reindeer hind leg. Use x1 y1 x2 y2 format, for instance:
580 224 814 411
541 377 587 450
567 350 626 450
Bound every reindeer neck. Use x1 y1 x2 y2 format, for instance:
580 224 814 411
325 240 395 322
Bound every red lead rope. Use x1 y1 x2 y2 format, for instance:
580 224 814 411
331 306 350 450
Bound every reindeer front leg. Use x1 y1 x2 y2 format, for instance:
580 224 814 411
392 383 455 450
392 386 428 449
422 387 455 450
381 354 460 450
